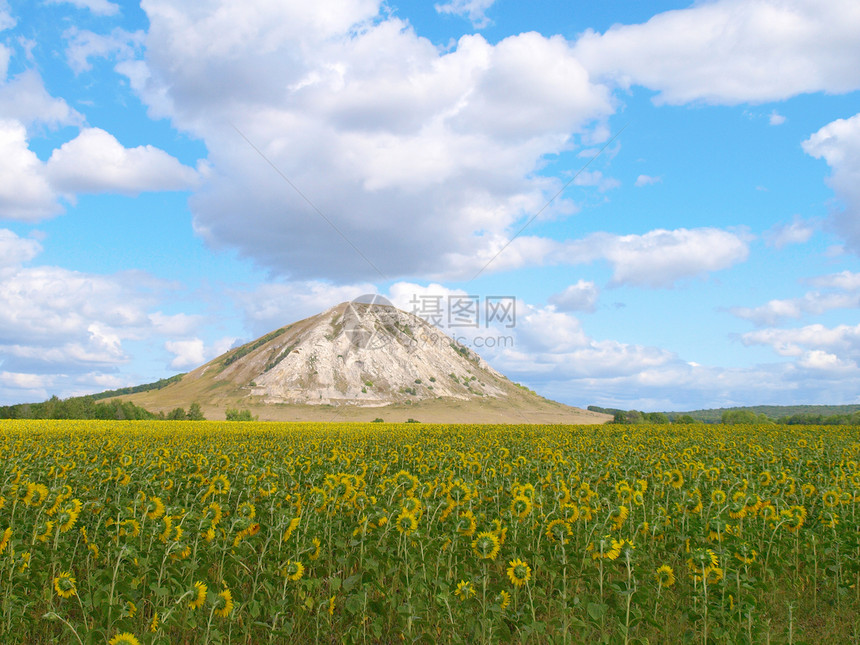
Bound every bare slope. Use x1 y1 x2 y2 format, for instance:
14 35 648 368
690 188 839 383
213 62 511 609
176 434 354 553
117 302 611 424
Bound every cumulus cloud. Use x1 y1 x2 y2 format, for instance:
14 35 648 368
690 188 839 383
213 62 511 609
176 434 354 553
0 2 14 32
808 270 860 290
121 1 614 281
0 229 41 270
0 70 83 130
45 0 119 16
634 174 661 187
742 322 860 360
769 110 787 126
166 336 235 369
233 279 378 337
802 113 860 254
435 0 495 28
764 215 815 248
565 227 750 288
0 121 199 220
64 27 144 74
548 280 599 312
47 127 199 195
0 120 61 220
731 292 860 326
573 0 860 105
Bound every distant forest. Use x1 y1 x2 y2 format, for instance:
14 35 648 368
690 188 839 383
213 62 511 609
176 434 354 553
0 374 190 420
0 395 158 420
588 404 860 425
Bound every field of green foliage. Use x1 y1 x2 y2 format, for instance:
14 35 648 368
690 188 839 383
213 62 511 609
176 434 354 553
0 420 858 644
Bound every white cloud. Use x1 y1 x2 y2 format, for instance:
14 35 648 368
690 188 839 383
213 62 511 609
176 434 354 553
434 0 496 28
0 44 10 81
0 371 52 391
634 174 661 187
802 113 860 254
0 2 15 32
166 336 235 369
742 322 860 359
0 70 83 130
123 1 614 281
45 0 120 16
234 280 378 337
731 291 860 326
47 127 199 195
769 110 787 126
64 27 144 74
548 280 599 312
0 120 61 220
808 270 860 291
573 0 860 105
0 229 41 270
764 215 815 248
566 227 750 288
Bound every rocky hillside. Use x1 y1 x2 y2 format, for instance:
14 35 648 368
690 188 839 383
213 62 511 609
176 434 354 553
114 301 611 424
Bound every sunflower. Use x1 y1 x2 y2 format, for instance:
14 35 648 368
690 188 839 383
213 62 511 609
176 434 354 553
711 489 727 505
146 496 165 520
454 580 475 600
58 500 82 533
53 572 77 598
610 505 629 531
510 495 532 520
238 502 256 519
545 518 573 545
395 509 418 535
0 528 11 555
207 474 231 497
189 581 207 610
283 517 301 542
655 564 675 588
822 489 840 508
309 537 321 560
497 590 511 610
507 558 531 587
456 509 477 537
284 560 304 581
590 535 622 561
215 587 234 618
471 531 501 560
108 633 141 645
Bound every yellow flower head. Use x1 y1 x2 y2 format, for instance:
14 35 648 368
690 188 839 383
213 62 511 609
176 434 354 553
284 560 304 581
471 531 501 560
53 572 77 599
507 558 532 587
454 580 476 600
189 581 207 610
655 564 675 588
108 633 141 645
215 587 234 618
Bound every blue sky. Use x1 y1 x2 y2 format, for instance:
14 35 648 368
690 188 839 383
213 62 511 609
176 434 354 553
1 0 859 411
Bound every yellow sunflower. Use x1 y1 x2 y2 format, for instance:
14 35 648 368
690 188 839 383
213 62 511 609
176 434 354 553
655 564 675 588
471 531 501 560
53 572 77 598
108 633 140 645
189 581 207 610
507 558 532 587
215 587 234 618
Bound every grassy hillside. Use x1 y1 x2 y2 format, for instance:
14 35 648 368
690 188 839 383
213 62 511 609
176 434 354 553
668 404 860 423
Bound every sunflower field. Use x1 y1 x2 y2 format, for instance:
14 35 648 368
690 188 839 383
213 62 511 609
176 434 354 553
0 420 858 644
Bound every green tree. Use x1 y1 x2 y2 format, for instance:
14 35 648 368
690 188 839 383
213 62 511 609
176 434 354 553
186 402 205 420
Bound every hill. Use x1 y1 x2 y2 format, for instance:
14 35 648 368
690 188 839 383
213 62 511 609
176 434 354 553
112 300 611 424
